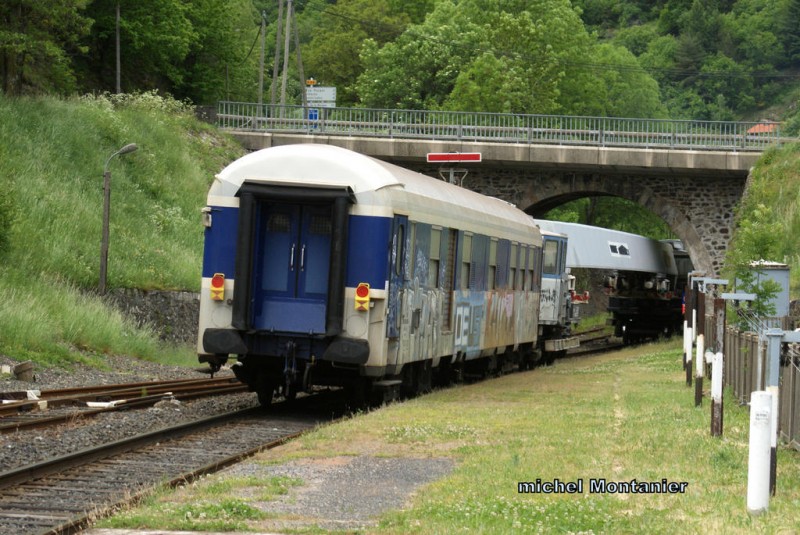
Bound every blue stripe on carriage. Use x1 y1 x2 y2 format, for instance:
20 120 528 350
346 215 391 289
202 206 238 278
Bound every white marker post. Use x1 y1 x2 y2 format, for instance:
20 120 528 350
711 351 724 436
747 391 772 514
694 285 705 407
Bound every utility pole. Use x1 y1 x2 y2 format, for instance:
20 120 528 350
258 10 266 106
270 0 285 106
115 2 121 94
293 4 307 108
279 0 293 106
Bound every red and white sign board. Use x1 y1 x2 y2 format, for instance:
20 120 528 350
426 152 482 163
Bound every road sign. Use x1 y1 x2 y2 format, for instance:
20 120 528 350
306 86 336 108
426 152 482 163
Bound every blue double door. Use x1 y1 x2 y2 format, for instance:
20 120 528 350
252 202 332 334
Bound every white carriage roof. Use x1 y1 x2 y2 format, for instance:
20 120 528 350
534 219 677 275
212 144 535 231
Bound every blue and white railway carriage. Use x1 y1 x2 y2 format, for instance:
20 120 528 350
198 144 544 403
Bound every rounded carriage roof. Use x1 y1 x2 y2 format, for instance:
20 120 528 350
212 144 535 231
213 144 402 197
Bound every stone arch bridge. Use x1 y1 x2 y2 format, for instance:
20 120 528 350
230 131 761 276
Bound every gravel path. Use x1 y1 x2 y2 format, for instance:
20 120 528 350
224 455 455 532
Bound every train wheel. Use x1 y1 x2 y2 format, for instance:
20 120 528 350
281 374 297 401
255 371 278 407
416 361 432 395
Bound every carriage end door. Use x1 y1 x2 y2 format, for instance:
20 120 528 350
252 202 332 333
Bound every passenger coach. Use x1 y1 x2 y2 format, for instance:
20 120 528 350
198 144 548 404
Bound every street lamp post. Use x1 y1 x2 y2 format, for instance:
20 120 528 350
99 143 138 295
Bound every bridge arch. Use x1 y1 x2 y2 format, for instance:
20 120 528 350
521 180 711 275
442 169 747 277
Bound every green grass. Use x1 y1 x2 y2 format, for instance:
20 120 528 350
102 340 800 534
0 92 244 365
104 475 302 531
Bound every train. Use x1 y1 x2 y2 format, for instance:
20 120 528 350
197 144 579 405
534 220 693 344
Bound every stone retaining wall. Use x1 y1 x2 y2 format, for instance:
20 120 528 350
105 289 199 346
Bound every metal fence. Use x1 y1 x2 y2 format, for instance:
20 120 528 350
218 101 783 152
706 316 800 450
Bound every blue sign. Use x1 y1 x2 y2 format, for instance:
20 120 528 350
308 108 319 121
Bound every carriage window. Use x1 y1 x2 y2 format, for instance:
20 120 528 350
461 233 472 290
310 215 331 235
543 240 559 275
407 223 416 281
267 213 290 233
519 246 528 290
394 225 404 276
609 242 630 256
510 243 518 290
429 228 441 288
488 239 497 290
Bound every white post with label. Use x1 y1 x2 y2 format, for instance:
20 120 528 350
746 390 772 514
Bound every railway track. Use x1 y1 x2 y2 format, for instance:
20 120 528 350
0 377 248 434
0 401 325 535
568 326 624 357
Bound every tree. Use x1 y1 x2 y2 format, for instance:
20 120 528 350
725 203 783 322
784 0 800 63
75 0 196 94
303 0 412 106
562 43 666 117
177 0 259 104
356 0 594 114
356 1 482 109
545 197 675 239
0 0 92 95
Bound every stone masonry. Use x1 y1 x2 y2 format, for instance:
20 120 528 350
408 165 747 277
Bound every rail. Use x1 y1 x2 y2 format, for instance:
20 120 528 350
217 101 782 152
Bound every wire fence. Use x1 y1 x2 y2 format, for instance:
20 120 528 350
217 101 783 152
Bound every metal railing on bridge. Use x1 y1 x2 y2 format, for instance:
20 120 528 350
218 101 782 152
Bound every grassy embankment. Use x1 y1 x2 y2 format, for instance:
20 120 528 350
0 93 243 368
101 340 800 533
732 142 800 295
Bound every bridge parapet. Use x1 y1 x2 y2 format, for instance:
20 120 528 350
218 101 781 152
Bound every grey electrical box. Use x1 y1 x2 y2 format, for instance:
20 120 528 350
745 261 790 317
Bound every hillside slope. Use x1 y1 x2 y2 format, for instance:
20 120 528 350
0 93 244 366
725 142 800 296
